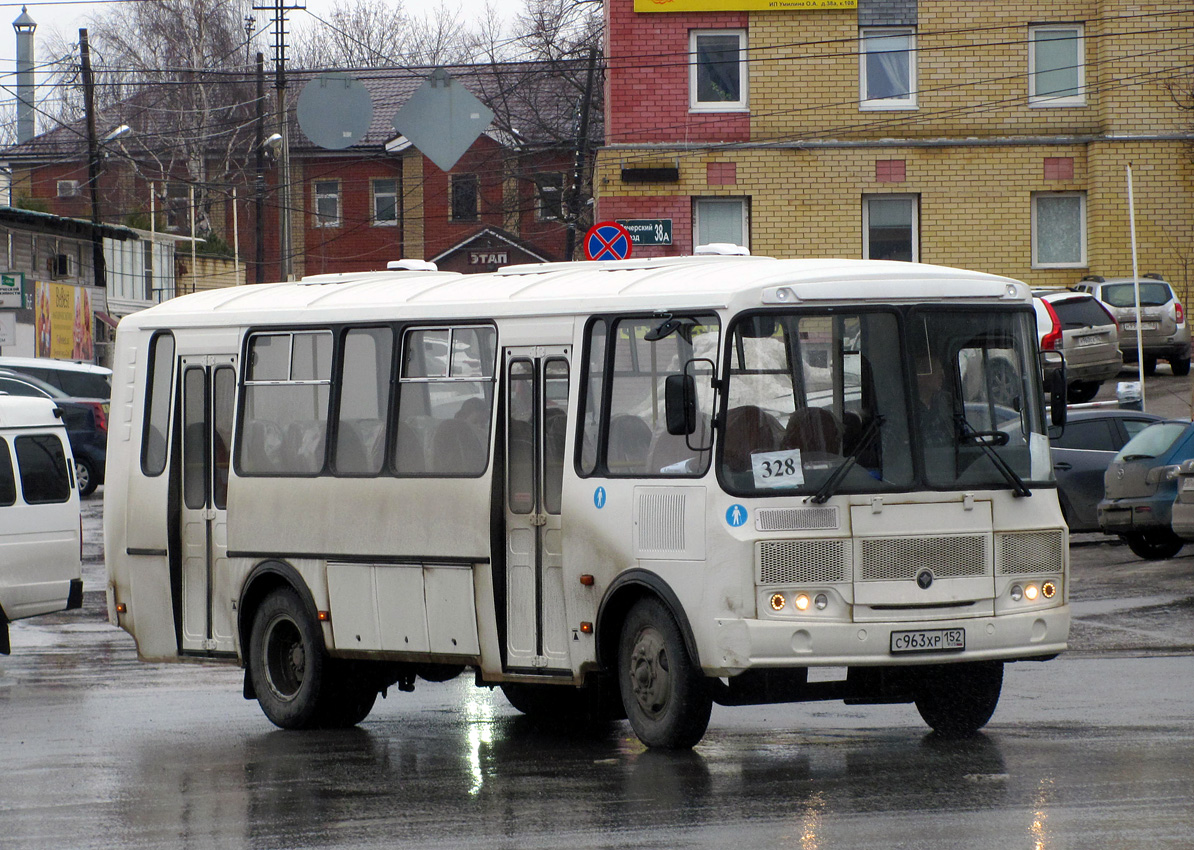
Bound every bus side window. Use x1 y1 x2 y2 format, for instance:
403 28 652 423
140 331 175 477
335 328 393 476
0 438 16 506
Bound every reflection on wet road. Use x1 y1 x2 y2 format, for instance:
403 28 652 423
3 610 1193 849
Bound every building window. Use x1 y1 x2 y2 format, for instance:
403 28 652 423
863 195 918 262
694 197 748 250
143 240 154 301
372 179 398 226
1033 191 1086 268
860 28 916 109
536 173 564 221
56 180 80 198
690 30 747 112
314 181 340 227
1029 25 1085 106
451 174 478 221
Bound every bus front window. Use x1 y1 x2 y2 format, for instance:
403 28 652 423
719 307 1051 495
720 311 913 494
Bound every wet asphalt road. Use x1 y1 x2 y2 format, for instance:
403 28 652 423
1 369 1192 849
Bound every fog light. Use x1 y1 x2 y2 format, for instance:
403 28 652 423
1024 584 1039 601
1042 580 1057 599
1011 585 1023 602
770 593 786 611
814 593 828 610
795 594 811 611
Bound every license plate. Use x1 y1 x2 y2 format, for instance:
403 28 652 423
1077 335 1106 346
890 628 965 654
1123 322 1158 332
1183 476 1194 491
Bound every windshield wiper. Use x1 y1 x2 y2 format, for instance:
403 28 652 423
808 415 883 505
954 414 1032 497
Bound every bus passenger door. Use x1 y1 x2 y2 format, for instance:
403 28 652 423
179 355 237 654
504 348 571 673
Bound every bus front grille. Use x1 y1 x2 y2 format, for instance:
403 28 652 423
858 534 989 581
757 539 851 584
996 530 1064 574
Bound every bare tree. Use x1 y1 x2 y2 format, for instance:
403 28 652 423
39 0 259 236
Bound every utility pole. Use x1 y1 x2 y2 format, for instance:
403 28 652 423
254 0 305 281
79 28 106 291
255 52 265 284
564 47 599 262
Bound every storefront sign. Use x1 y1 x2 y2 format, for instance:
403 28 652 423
634 0 855 11
470 251 508 265
0 271 23 309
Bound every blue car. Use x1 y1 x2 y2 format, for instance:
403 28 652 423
1098 419 1194 559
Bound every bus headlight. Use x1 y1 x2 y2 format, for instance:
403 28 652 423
814 593 828 610
794 593 811 611
1010 585 1023 602
1024 584 1039 601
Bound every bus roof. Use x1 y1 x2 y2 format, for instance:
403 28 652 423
119 257 1031 330
0 396 64 429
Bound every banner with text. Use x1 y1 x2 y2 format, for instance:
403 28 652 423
35 280 94 360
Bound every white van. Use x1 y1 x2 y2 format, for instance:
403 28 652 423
0 356 111 399
0 396 83 654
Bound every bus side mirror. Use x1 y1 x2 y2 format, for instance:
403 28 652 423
1041 350 1067 427
665 374 696 435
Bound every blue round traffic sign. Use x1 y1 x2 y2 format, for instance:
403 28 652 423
584 221 633 261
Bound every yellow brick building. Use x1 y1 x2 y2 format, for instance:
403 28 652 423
598 0 1194 296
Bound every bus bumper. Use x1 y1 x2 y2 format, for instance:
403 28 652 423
709 605 1070 674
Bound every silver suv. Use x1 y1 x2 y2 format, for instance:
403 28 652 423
1034 289 1123 404
1072 275 1190 376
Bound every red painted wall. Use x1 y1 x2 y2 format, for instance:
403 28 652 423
596 194 693 258
605 0 749 145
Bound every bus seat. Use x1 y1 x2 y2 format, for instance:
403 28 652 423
607 414 652 474
393 422 426 474
283 421 326 474
355 418 387 471
648 414 711 473
723 406 783 473
431 418 485 475
783 407 843 455
242 420 285 473
334 421 371 474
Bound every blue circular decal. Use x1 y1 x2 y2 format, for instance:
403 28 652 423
594 486 607 509
726 504 748 528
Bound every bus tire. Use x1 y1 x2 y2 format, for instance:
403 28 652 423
618 597 712 749
913 661 1003 737
248 586 334 729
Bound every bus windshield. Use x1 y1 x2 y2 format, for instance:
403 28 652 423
719 307 1051 495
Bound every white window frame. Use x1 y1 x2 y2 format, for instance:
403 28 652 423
693 197 749 252
1032 191 1087 268
859 27 917 110
862 194 919 262
535 172 565 221
689 29 748 113
372 179 398 226
1029 24 1086 107
56 180 80 198
314 180 341 228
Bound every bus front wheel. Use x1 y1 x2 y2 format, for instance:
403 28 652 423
618 598 712 749
913 661 1003 737
249 586 375 729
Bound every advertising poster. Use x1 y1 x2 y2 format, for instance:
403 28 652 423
35 280 94 360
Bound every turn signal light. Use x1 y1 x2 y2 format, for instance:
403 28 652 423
579 574 595 586
1042 581 1057 599
317 610 330 622
579 621 593 634
116 602 127 615
770 593 786 611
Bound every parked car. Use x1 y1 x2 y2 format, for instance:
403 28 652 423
0 356 111 399
1169 458 1194 542
1097 419 1194 559
1072 275 1190 376
1051 409 1162 532
1034 290 1123 404
0 369 107 496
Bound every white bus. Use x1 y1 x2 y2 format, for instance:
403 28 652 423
104 256 1070 748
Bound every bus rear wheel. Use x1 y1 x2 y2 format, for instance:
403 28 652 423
913 661 1003 737
249 586 376 729
618 598 712 749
